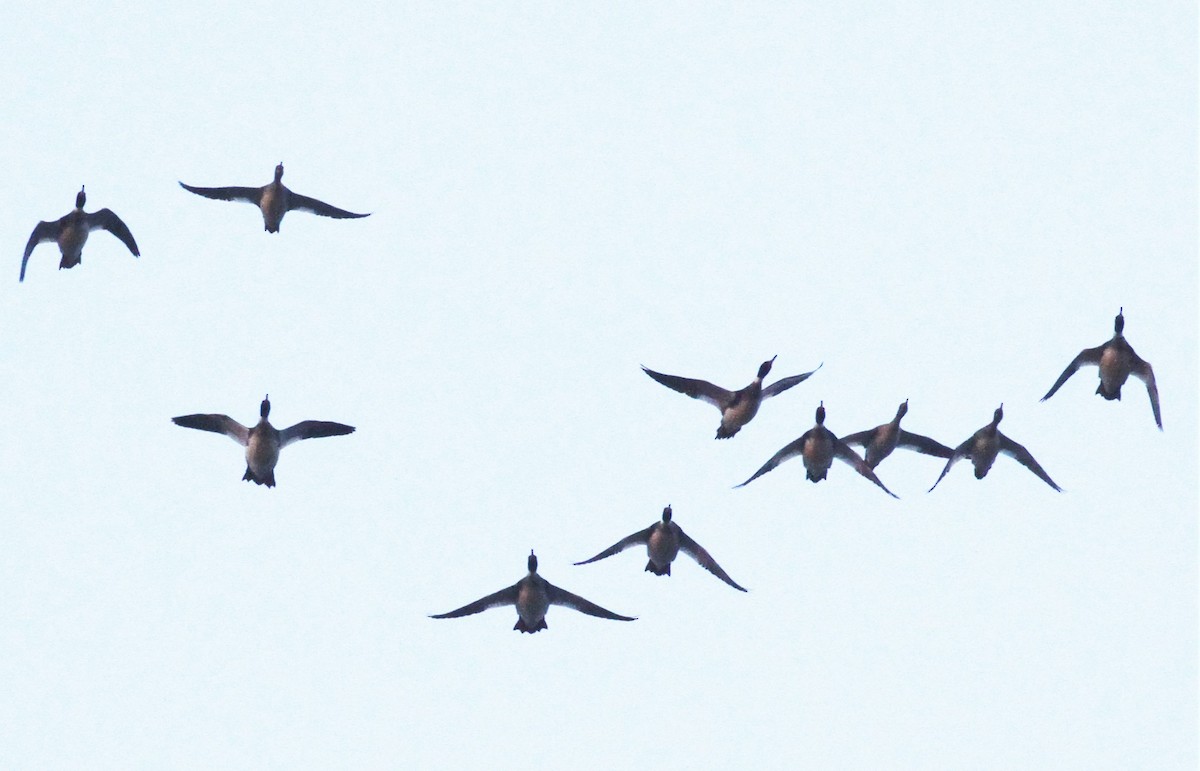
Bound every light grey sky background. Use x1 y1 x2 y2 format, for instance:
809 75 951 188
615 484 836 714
1 2 1195 768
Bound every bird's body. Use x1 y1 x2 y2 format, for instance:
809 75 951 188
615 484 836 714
642 356 821 439
179 163 370 233
172 395 354 487
840 400 954 469
736 402 898 497
928 405 1061 492
1041 308 1162 429
574 506 747 591
431 551 635 633
21 187 139 281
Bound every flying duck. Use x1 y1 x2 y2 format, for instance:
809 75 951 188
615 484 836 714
642 356 822 439
171 394 355 487
1040 308 1162 429
840 400 954 469
20 186 139 282
736 401 898 497
928 404 1061 492
430 550 636 633
179 163 370 233
574 505 747 591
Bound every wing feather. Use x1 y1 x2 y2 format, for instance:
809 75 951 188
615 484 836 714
839 429 875 448
88 209 140 256
171 414 250 446
20 220 59 282
1041 345 1105 401
896 429 954 459
545 583 635 621
641 366 732 410
734 434 808 488
760 363 823 399
832 438 898 498
927 439 972 492
429 585 519 619
179 182 263 205
573 526 654 566
279 420 356 448
287 192 370 219
998 434 1062 492
677 530 747 591
1129 354 1163 430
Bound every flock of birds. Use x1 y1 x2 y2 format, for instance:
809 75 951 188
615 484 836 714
19 167 1164 634
19 163 368 281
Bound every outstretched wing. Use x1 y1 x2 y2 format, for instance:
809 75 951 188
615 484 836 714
838 428 876 448
998 434 1062 492
761 362 823 399
896 429 954 459
573 526 654 566
171 414 250 446
1129 353 1162 430
279 420 356 448
927 438 972 492
832 437 898 498
545 583 635 621
87 209 140 257
20 220 59 282
287 192 370 220
641 366 732 410
677 529 747 592
734 434 807 488
429 585 519 619
1040 345 1105 401
179 182 263 205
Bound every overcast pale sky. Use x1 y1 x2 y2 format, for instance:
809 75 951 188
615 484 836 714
1 2 1195 769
